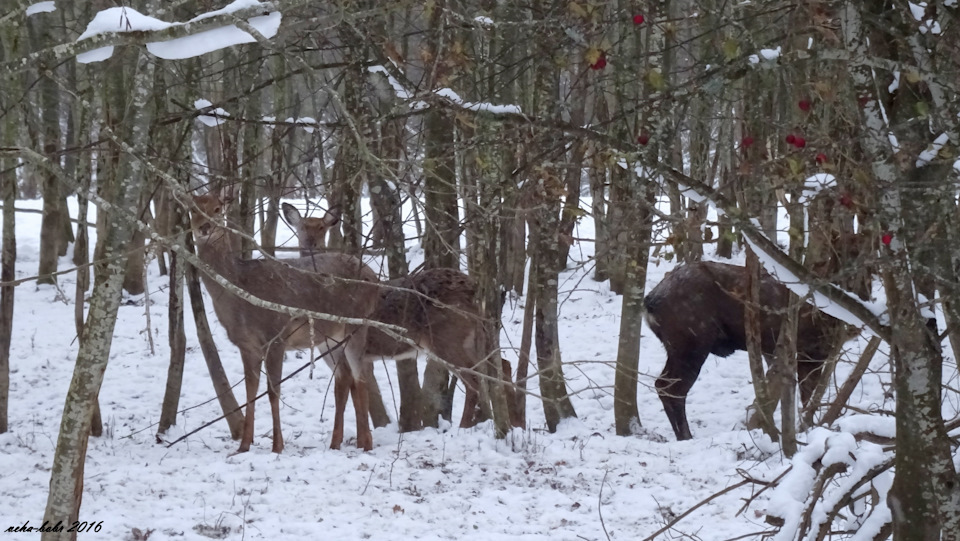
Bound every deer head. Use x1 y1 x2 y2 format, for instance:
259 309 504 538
281 202 340 256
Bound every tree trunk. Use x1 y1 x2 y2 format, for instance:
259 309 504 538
42 45 155 541
30 11 63 286
0 75 16 433
121 192 149 295
612 161 654 436
158 213 186 434
530 196 577 432
371 114 421 432
185 262 244 441
420 82 460 427
744 248 778 440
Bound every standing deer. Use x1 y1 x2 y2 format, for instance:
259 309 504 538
191 192 380 453
644 261 855 441
282 202 522 429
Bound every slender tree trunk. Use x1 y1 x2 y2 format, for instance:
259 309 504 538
420 67 461 427
513 261 535 429
42 45 156 541
612 166 654 435
158 213 186 434
372 114 421 432
0 75 16 433
184 238 244 440
531 201 577 432
744 249 778 440
30 12 63 285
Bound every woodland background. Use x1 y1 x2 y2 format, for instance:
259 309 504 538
0 1 959 540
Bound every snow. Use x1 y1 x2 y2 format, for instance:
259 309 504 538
25 1 56 15
294 117 318 134
77 3 281 64
836 415 897 438
916 132 949 167
0 196 954 540
800 173 837 203
908 2 926 21
195 99 230 127
368 66 413 100
749 46 781 64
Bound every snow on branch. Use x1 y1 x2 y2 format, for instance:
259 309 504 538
367 64 525 117
741 228 888 331
77 1 281 63
764 427 893 540
25 1 55 16
1 0 314 75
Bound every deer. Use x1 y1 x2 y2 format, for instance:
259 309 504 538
281 202 523 429
643 260 857 441
190 192 380 453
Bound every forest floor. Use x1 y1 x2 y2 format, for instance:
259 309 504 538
0 198 937 540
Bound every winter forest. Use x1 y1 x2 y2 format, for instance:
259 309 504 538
1 0 959 540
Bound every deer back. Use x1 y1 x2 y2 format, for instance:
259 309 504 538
193 195 377 349
644 261 844 361
364 268 481 365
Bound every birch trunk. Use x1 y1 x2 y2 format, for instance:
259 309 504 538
42 46 155 541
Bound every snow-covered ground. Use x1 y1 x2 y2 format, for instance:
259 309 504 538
0 197 939 540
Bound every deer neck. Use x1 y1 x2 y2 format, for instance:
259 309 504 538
195 228 244 287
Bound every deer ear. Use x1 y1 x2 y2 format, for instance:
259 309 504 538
281 203 302 228
220 185 236 205
323 205 341 227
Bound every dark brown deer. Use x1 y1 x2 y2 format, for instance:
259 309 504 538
191 192 380 453
282 203 522 429
644 261 855 441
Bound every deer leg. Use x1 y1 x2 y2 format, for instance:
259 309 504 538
237 349 262 453
458 369 482 428
500 358 524 429
656 350 708 441
364 364 390 428
264 344 285 453
331 364 351 450
797 359 825 407
351 366 373 451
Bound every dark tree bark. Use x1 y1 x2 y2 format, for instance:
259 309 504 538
158 210 186 435
184 232 244 440
29 12 64 285
0 57 16 432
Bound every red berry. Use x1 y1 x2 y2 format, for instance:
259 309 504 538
798 100 812 112
591 53 607 70
816 152 828 164
633 14 644 24
794 137 806 148
637 132 650 145
741 136 755 148
881 233 893 245
858 96 870 107
839 193 853 208
785 134 797 145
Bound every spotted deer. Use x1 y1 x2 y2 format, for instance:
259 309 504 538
282 202 522 429
643 261 857 441
191 192 380 453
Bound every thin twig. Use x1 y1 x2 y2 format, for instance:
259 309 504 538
598 470 612 541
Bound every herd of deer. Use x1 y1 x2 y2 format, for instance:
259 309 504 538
188 190 859 454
